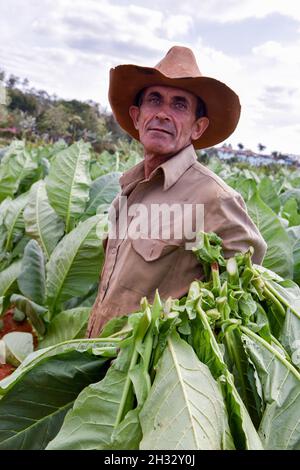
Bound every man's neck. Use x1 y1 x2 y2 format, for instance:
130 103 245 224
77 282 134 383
143 144 192 179
143 153 173 179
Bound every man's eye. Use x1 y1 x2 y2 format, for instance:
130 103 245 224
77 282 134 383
175 102 187 110
147 96 160 104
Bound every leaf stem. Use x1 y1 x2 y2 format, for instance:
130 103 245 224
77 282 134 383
240 325 300 379
114 346 139 427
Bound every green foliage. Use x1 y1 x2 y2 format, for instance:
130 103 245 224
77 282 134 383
0 137 300 450
0 351 109 450
0 140 119 342
1 233 300 450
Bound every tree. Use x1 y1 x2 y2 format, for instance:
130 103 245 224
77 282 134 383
36 104 70 140
7 88 39 114
258 143 266 152
6 74 20 88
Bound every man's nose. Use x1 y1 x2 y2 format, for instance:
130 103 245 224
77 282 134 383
155 107 171 121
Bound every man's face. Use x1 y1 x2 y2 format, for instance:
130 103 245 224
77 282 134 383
129 85 209 157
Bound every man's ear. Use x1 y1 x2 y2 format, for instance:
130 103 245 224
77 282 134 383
129 105 140 130
191 117 209 141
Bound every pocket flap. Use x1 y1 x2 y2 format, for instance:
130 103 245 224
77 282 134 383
131 237 181 262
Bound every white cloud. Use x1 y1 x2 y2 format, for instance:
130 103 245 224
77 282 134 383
1 0 300 154
177 0 300 23
163 14 193 40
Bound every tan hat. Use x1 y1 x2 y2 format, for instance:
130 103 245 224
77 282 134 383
108 46 241 149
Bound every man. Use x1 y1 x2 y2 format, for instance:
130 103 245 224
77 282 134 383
86 46 267 337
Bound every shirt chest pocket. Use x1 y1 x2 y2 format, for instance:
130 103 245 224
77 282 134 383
119 237 182 296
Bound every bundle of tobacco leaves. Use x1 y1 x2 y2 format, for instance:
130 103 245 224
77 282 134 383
0 232 299 450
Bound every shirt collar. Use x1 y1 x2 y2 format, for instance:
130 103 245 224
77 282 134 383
160 144 197 190
119 144 197 192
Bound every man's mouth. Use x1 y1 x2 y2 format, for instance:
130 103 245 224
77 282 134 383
148 128 173 135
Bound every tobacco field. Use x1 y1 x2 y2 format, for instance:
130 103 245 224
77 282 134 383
0 140 299 450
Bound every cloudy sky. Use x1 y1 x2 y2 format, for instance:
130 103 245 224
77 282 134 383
1 0 300 154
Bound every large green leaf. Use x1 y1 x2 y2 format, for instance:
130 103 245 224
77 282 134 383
234 178 256 203
85 172 121 217
0 351 109 449
0 198 11 252
0 260 22 296
241 327 300 449
46 214 106 313
140 332 232 450
23 180 65 259
280 188 300 208
47 346 135 450
17 239 46 305
258 177 280 214
3 192 28 252
223 328 262 428
287 226 300 284
38 307 91 349
0 337 118 395
0 141 36 202
282 198 300 227
280 307 300 370
247 191 293 279
45 141 92 232
191 303 263 449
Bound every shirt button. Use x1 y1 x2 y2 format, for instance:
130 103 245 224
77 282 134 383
111 248 116 254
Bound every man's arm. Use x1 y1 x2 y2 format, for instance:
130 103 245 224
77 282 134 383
206 193 267 264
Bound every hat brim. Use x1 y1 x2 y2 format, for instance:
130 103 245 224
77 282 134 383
108 65 241 149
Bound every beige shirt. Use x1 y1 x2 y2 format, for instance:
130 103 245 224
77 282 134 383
87 144 267 337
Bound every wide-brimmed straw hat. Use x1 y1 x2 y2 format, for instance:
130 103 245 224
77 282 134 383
108 46 241 149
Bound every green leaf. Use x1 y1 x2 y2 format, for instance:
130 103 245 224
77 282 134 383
46 215 106 313
0 351 109 449
282 198 300 226
258 177 280 214
110 408 142 450
0 260 22 296
85 172 121 217
287 226 300 284
23 180 65 259
17 239 46 305
4 192 28 252
38 307 91 349
45 141 92 232
247 190 293 279
0 198 11 252
223 328 262 428
140 332 232 450
264 277 300 321
47 346 135 450
0 141 36 202
236 179 256 203
191 307 263 449
10 294 47 336
241 327 300 449
0 337 118 395
280 188 300 209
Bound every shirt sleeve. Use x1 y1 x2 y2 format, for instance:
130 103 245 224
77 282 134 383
205 192 267 264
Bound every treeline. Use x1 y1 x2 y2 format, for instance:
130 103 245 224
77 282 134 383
0 70 128 151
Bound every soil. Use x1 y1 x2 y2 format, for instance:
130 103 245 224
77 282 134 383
0 307 39 379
